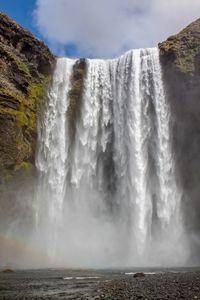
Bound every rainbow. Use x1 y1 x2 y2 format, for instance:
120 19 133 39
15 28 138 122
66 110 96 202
0 233 50 268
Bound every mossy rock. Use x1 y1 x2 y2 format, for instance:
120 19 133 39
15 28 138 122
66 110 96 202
159 18 200 74
67 59 87 139
2 268 14 273
0 12 55 178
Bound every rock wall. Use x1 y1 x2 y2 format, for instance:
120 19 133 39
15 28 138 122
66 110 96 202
159 18 200 258
0 12 55 180
1 11 200 259
67 59 86 139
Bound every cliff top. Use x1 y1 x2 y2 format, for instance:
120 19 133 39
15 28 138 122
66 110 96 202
0 12 54 86
159 18 200 74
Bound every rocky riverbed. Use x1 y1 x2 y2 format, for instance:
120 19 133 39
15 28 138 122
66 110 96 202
100 271 200 299
0 268 200 299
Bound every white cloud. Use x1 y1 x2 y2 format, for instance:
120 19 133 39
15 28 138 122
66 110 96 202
34 0 200 58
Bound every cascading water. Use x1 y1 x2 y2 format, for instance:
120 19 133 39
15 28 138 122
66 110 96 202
35 48 188 268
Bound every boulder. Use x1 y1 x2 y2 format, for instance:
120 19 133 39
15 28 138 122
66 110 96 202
133 272 145 278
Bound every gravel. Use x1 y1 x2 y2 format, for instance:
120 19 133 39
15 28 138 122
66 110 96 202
99 272 200 300
0 269 200 299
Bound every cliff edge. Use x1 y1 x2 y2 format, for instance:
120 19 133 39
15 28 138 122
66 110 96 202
0 12 55 179
159 18 200 243
159 18 200 74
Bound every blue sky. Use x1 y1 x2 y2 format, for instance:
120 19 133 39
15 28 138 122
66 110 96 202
1 0 200 58
1 1 39 39
0 0 77 57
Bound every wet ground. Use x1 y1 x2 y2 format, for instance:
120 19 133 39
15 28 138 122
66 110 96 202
0 269 117 300
0 268 200 299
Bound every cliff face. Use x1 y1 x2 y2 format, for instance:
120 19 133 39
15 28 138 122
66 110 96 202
159 18 200 74
1 12 200 247
159 19 200 245
0 12 55 179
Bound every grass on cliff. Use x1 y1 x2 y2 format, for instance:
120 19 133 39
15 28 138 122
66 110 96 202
0 77 50 174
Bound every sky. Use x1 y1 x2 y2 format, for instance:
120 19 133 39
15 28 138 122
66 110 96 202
1 0 200 58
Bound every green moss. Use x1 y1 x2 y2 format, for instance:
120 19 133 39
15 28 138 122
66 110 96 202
0 88 24 103
16 111 29 127
28 82 45 99
0 44 52 172
72 79 82 92
175 47 199 73
15 60 31 77
0 75 51 137
159 19 200 74
0 106 28 126
67 61 86 132
67 77 85 139
14 161 32 172
0 22 54 174
0 43 31 77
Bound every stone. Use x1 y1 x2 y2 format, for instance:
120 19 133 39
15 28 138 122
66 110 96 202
159 17 200 245
133 272 145 278
0 12 55 175
2 268 14 273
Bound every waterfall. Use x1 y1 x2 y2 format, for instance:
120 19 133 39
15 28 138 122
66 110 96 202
35 48 188 268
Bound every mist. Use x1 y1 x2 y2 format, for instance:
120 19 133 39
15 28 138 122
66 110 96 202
1 49 200 270
0 176 192 269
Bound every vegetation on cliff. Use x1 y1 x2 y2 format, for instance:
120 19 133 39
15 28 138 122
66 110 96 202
0 12 55 176
159 18 200 74
159 18 200 241
67 59 86 139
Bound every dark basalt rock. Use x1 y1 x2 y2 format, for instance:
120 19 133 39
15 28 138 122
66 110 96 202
0 12 55 176
159 18 200 261
159 18 200 74
2 268 14 273
133 272 145 278
0 12 54 77
0 13 55 233
67 58 87 140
